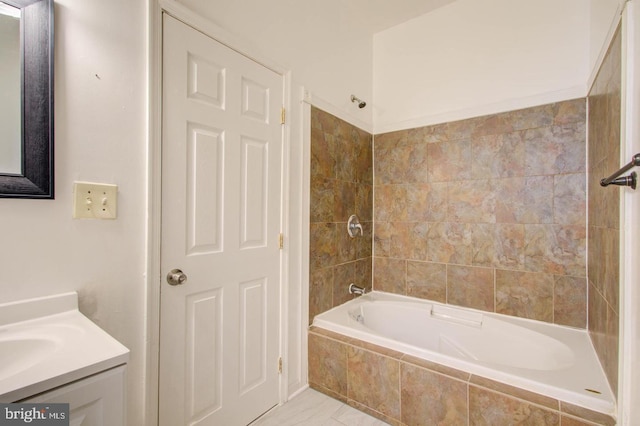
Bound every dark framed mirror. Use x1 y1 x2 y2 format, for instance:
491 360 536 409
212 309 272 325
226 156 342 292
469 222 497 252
0 0 53 199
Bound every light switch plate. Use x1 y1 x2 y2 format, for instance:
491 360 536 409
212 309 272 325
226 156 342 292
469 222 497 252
73 182 118 219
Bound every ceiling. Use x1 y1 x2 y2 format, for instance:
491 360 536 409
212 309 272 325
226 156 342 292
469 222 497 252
343 0 458 33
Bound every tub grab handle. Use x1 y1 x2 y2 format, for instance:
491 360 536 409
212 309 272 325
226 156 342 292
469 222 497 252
430 305 483 328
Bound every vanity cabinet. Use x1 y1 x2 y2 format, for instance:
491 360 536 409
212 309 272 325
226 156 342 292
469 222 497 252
23 365 126 426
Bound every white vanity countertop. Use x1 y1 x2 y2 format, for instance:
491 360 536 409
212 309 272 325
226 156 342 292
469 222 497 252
0 292 130 402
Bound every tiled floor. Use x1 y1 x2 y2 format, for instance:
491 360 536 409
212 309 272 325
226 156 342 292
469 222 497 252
251 388 390 426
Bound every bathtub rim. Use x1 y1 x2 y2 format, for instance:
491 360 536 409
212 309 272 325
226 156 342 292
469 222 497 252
311 291 617 418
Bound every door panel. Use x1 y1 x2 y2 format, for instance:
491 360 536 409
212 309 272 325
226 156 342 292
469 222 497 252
241 137 269 247
186 123 224 254
160 14 283 426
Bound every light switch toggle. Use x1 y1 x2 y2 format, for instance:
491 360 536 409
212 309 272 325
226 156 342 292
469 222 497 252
73 182 118 219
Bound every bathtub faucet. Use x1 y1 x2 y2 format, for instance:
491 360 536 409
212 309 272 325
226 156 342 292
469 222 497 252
348 283 367 296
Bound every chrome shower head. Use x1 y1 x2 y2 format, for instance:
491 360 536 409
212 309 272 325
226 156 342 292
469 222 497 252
350 95 366 109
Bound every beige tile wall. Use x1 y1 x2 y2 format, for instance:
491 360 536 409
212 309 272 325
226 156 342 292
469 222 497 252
309 328 616 426
587 26 621 397
309 107 373 323
374 99 588 328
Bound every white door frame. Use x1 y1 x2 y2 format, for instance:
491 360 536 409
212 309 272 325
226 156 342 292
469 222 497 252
145 1 294 423
620 2 640 424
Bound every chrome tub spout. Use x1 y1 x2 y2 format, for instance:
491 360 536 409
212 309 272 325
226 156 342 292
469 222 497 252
349 283 366 296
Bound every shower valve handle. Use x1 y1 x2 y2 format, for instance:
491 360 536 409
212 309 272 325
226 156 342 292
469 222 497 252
347 214 363 238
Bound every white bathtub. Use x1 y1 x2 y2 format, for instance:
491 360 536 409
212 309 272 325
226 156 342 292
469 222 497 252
312 291 616 417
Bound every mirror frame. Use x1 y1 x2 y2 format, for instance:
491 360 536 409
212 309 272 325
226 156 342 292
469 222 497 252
0 0 53 199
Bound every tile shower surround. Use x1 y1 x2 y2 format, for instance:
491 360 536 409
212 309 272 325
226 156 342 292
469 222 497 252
309 327 616 426
372 98 587 329
587 26 621 398
310 98 588 329
310 98 589 328
309 107 373 323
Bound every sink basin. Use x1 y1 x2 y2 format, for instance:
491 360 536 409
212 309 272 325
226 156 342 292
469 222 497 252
0 335 61 381
0 293 129 402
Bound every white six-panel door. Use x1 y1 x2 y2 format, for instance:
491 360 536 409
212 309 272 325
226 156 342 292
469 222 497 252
160 14 283 426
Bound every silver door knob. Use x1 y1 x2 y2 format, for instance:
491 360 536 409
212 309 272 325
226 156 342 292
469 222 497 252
166 269 187 286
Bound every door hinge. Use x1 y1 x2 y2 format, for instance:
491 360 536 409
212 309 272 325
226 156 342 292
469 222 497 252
279 233 284 249
280 107 286 125
278 357 283 374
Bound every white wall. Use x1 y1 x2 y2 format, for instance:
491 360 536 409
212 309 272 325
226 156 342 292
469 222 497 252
0 1 148 424
373 0 591 133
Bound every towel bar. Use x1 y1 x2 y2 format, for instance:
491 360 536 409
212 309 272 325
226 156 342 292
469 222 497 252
600 153 640 190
